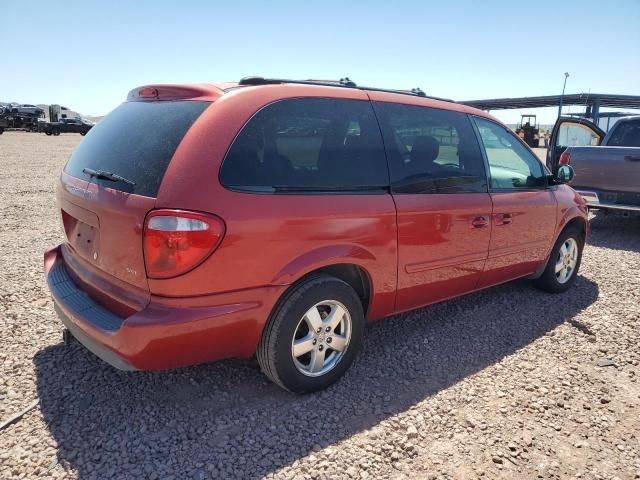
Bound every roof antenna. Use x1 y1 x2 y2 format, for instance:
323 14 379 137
411 88 426 97
339 77 356 87
583 88 591 119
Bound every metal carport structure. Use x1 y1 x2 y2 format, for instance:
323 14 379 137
460 93 640 124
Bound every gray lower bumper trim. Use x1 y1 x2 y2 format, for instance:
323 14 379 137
55 304 136 371
48 262 124 331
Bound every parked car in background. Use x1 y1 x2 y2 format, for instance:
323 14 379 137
0 115 8 134
11 103 44 116
45 78 587 393
41 118 94 136
548 115 640 215
0 103 44 130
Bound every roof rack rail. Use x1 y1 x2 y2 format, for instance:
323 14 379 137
354 85 451 102
236 76 452 102
238 76 357 88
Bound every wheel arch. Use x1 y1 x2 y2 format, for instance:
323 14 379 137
562 215 588 241
271 262 373 320
270 244 381 316
302 263 372 317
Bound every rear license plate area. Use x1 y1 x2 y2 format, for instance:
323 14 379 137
61 209 100 261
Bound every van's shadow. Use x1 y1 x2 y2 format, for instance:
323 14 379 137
34 276 598 479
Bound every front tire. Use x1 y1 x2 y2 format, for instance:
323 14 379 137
257 275 364 393
534 227 584 293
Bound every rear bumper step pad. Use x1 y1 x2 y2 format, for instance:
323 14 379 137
48 261 125 332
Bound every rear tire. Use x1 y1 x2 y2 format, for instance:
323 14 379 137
257 274 364 393
534 227 583 293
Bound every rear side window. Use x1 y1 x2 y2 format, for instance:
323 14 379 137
607 119 640 147
373 102 487 194
220 98 388 192
64 101 210 197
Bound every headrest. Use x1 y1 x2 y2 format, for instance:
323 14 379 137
410 136 439 163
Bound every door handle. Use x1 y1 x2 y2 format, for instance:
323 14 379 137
624 155 640 162
495 213 512 225
471 216 489 228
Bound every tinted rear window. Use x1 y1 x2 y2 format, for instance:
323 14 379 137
64 101 210 197
220 98 388 192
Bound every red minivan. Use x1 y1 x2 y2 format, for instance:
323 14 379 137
45 77 587 393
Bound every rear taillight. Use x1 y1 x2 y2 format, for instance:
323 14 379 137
143 210 225 279
559 152 571 165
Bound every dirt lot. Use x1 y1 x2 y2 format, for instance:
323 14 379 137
1 131 639 479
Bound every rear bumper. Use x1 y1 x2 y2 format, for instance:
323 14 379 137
45 245 285 370
577 189 640 213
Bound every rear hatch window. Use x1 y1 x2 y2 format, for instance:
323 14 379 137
607 120 640 147
64 101 210 197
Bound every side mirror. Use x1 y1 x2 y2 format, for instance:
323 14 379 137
555 165 575 184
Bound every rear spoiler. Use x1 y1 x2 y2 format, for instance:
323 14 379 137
127 84 223 102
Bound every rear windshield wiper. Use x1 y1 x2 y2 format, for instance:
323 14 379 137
82 168 136 186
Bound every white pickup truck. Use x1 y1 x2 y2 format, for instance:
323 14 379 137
547 116 640 214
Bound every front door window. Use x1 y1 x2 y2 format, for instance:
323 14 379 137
473 117 547 190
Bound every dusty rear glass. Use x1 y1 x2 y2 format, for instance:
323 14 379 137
64 101 210 197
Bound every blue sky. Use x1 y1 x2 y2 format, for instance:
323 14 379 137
2 0 639 123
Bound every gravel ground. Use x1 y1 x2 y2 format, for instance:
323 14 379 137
1 131 639 479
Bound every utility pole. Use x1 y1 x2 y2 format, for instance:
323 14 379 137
558 72 570 118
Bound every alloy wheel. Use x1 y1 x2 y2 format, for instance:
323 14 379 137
555 237 578 284
291 300 352 377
